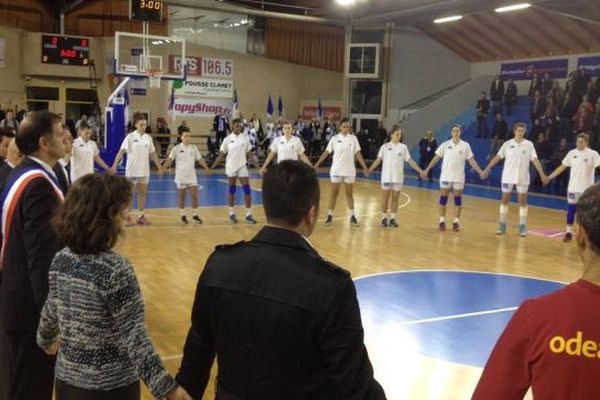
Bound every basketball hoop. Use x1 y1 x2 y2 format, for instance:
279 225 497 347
147 67 163 88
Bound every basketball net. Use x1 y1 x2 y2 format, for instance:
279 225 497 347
148 67 163 88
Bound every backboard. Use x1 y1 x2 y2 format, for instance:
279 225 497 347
114 31 186 81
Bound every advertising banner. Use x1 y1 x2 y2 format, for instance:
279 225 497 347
168 97 232 117
172 77 233 98
500 59 568 80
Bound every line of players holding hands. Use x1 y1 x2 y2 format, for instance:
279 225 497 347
71 112 599 242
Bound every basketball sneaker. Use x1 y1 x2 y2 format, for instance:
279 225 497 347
229 214 238 224
350 215 360 227
438 221 446 231
325 215 333 226
452 222 460 232
563 232 573 242
389 219 398 228
518 224 527 237
192 215 203 224
181 215 189 224
381 218 388 227
136 215 151 225
125 215 136 227
246 215 257 225
496 222 506 235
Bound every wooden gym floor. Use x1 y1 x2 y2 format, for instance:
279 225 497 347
117 173 579 399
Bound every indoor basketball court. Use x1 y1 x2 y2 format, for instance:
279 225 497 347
1 0 599 399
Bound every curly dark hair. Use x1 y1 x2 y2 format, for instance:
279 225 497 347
54 174 133 254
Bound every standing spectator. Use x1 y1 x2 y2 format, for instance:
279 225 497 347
505 78 518 117
529 118 545 141
476 92 491 138
489 113 508 160
74 114 87 131
472 184 600 399
544 98 559 143
559 91 579 141
585 81 598 105
37 174 191 400
0 111 66 400
322 115 336 142
528 73 542 98
249 113 263 139
213 111 229 146
206 129 219 165
548 138 570 194
532 132 553 184
418 130 437 182
65 115 76 139
592 97 600 150
542 72 554 97
176 160 386 400
156 119 171 158
0 110 19 132
177 120 188 135
573 103 594 134
576 66 591 97
374 121 388 149
0 128 15 166
15 107 27 123
547 80 565 108
530 90 546 124
0 137 23 192
490 74 505 115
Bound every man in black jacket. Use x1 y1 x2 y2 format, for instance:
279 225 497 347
476 92 491 138
0 111 65 400
490 75 505 115
504 78 518 116
176 160 386 400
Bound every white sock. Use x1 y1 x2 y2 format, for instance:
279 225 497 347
349 209 355 217
192 208 199 217
328 209 333 216
138 211 144 218
439 216 445 223
499 204 508 223
566 225 573 233
179 208 185 216
382 213 387 220
519 207 528 225
246 208 252 216
229 207 235 216
390 213 396 220
453 217 459 223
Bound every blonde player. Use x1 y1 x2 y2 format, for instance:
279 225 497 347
369 127 423 228
162 127 211 224
483 122 547 237
422 124 484 232
314 118 369 227
70 122 111 183
544 133 600 242
211 117 258 224
259 121 311 175
111 112 163 226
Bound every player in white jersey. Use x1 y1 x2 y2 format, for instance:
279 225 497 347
162 127 211 225
544 133 600 242
482 122 547 237
368 127 424 228
422 124 484 232
259 121 312 175
70 122 110 183
211 118 258 224
111 112 163 226
313 118 370 227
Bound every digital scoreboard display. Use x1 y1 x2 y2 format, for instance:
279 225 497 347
130 0 163 23
41 35 90 66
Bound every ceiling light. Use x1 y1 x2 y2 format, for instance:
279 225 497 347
495 3 531 13
336 0 355 5
433 15 463 24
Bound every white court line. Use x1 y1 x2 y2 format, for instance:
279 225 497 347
353 269 568 284
159 305 517 362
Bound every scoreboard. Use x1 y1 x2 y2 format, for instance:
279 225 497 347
129 0 163 23
42 35 90 66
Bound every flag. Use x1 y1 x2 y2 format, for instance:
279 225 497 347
122 87 130 128
317 97 323 120
232 88 239 117
266 95 274 118
278 95 284 117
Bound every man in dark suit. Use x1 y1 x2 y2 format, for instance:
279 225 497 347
176 160 386 400
476 91 491 138
213 111 230 146
504 78 518 116
530 90 546 124
52 128 73 195
0 138 22 192
0 111 66 400
0 128 15 169
490 74 505 115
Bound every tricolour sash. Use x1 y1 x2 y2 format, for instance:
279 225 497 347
0 166 64 270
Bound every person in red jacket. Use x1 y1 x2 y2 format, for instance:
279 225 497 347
472 183 600 400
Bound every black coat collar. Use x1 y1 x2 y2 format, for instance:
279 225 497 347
252 226 318 256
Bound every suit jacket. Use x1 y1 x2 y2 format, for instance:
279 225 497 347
530 98 546 118
0 157 62 332
176 226 386 400
53 162 69 195
490 80 505 101
0 162 14 195
505 83 518 103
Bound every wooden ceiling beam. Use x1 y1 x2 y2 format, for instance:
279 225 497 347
534 9 591 52
465 14 520 59
471 11 531 57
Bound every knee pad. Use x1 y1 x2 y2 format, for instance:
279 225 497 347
439 195 448 206
454 196 462 206
242 184 251 195
229 185 237 195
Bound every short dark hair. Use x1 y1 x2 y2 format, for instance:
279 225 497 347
54 174 133 254
576 184 600 252
133 112 146 124
0 127 15 140
180 126 191 134
514 122 527 131
16 111 61 156
231 118 242 125
577 133 590 142
451 124 461 130
262 160 320 227
78 121 91 131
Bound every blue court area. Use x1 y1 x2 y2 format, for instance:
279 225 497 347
355 271 564 367
137 170 569 210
